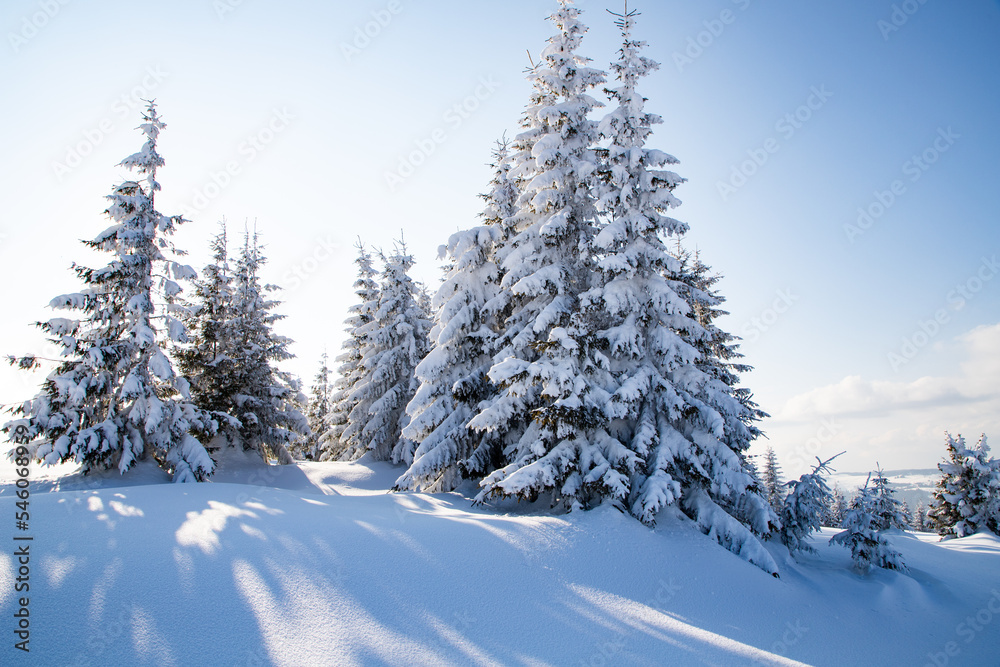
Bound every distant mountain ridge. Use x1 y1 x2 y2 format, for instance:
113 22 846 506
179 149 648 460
828 468 939 509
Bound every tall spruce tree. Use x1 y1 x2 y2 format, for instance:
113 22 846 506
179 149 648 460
175 223 240 437
467 3 777 574
226 230 307 463
826 485 848 528
3 102 215 482
321 241 380 461
341 240 430 462
930 433 1000 537
468 0 612 509
762 447 785 512
593 7 775 570
871 465 908 531
296 352 331 460
912 501 928 532
661 243 774 555
395 140 518 491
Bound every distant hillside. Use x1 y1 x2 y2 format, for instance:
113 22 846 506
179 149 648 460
828 468 939 509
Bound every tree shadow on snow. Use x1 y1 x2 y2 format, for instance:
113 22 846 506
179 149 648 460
11 484 820 666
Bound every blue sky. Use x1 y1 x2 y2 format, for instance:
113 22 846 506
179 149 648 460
2 0 999 475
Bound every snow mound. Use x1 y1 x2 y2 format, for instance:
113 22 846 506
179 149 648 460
0 458 998 666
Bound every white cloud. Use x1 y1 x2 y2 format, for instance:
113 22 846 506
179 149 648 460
762 323 1000 475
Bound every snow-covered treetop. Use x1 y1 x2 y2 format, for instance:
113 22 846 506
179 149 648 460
118 100 166 196
543 1 590 60
535 0 605 137
604 4 659 138
479 138 518 229
596 5 686 245
510 0 605 187
97 100 189 264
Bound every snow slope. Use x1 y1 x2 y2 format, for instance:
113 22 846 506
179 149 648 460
1 455 998 666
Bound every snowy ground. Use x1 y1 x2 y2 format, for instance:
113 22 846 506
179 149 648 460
1 454 998 666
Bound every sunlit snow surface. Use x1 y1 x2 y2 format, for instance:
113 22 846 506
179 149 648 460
1 452 998 666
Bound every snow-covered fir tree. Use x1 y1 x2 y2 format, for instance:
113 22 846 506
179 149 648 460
321 241 379 461
913 501 928 532
762 447 785 512
900 500 913 527
175 226 306 463
824 485 848 528
659 242 774 557
456 16 572 487
666 243 767 443
745 453 762 488
415 282 434 323
340 240 430 462
930 433 968 537
224 230 308 463
777 454 840 554
175 223 240 436
395 139 518 491
295 352 331 460
830 475 908 573
469 3 776 574
467 0 610 508
871 465 909 531
3 102 215 482
930 433 1000 537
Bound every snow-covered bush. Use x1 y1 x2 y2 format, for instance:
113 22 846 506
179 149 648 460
930 433 999 538
778 455 839 554
830 475 908 574
871 465 909 531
